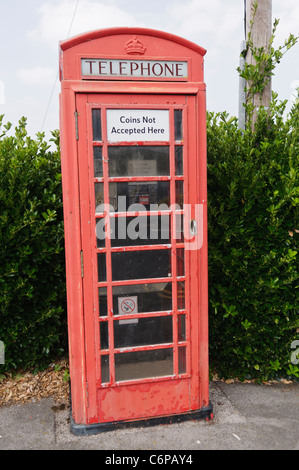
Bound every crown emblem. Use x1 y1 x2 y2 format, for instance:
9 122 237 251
124 36 146 55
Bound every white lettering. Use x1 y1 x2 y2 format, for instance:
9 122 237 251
105 455 139 467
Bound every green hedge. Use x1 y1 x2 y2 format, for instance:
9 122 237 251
207 95 299 380
0 116 66 373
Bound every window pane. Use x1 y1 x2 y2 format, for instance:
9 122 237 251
109 215 171 247
100 321 109 350
113 283 172 314
96 217 106 248
178 347 187 374
95 183 104 213
110 182 170 212
114 316 173 349
175 214 184 242
175 181 184 208
101 355 110 383
175 146 183 175
177 282 185 310
97 253 106 282
115 348 173 381
174 110 183 141
178 314 186 342
111 249 171 281
99 287 108 316
96 215 172 247
108 146 169 177
177 248 185 276
94 147 103 177
92 109 102 141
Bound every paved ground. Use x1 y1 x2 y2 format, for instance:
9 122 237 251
0 381 298 450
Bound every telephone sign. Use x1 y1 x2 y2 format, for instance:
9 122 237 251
59 27 212 434
81 58 188 79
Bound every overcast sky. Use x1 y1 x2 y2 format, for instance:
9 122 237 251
0 0 298 142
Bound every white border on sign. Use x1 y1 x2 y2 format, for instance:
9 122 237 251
118 296 138 324
107 109 169 142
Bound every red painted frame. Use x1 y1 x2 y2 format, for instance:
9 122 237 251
59 27 210 429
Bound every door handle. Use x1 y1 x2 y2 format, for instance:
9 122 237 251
190 219 197 237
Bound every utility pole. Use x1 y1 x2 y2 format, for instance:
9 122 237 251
246 0 272 111
238 40 247 130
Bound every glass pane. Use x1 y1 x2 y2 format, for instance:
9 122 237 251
115 348 173 381
109 215 171 247
96 215 171 247
177 282 185 310
100 321 109 350
94 147 103 177
110 182 170 212
101 355 110 383
111 249 171 281
97 253 106 282
178 347 187 374
92 109 102 141
175 146 183 175
114 316 173 349
174 110 183 141
99 287 108 316
113 283 172 314
175 181 184 208
109 182 118 211
178 314 186 342
177 248 185 276
95 183 104 213
175 214 184 242
108 146 169 177
96 217 106 248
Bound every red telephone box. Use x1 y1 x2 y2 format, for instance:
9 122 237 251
59 27 212 434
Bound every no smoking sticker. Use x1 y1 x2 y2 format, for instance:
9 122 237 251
118 296 138 324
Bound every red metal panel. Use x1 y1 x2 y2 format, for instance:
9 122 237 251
98 379 190 422
60 27 206 56
75 93 100 423
59 90 87 424
60 27 206 83
197 89 210 409
61 81 204 95
185 95 201 411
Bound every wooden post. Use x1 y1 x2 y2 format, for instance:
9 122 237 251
246 0 272 116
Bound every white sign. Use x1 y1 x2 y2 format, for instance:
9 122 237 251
118 296 138 325
107 109 169 142
81 59 188 79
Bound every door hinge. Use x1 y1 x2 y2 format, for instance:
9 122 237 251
80 250 84 278
75 111 79 140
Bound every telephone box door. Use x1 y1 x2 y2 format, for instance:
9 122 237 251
76 91 207 425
